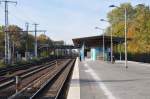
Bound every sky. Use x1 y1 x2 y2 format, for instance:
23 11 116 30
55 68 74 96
0 0 149 44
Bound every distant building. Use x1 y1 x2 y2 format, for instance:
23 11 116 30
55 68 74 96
53 40 64 46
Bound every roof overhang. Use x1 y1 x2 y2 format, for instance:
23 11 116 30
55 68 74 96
72 35 125 48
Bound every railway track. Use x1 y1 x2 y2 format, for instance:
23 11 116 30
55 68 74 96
33 59 75 99
0 59 67 99
0 60 57 89
0 57 56 76
7 59 75 99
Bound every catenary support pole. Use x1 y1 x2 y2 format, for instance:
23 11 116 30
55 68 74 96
0 0 17 64
33 23 39 58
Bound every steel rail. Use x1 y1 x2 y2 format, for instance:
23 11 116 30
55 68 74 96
0 60 57 89
30 59 75 99
8 59 72 99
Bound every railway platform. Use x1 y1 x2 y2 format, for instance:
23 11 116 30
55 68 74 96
67 58 150 99
67 58 108 99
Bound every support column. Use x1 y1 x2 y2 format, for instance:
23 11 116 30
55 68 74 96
80 43 85 61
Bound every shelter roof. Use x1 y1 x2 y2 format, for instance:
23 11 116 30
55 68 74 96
72 35 125 48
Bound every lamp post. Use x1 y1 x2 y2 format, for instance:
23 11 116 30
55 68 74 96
109 5 128 68
100 19 113 63
95 27 105 61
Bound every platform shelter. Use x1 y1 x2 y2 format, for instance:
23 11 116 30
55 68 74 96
73 35 124 61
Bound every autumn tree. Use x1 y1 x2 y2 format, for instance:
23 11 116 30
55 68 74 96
37 34 53 57
107 3 150 55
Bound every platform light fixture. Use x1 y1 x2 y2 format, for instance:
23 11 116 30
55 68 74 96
100 19 113 63
109 4 128 68
95 27 105 61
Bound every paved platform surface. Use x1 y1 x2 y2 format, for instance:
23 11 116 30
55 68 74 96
67 58 80 99
68 59 150 99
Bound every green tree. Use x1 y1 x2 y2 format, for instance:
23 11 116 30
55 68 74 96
0 26 4 57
